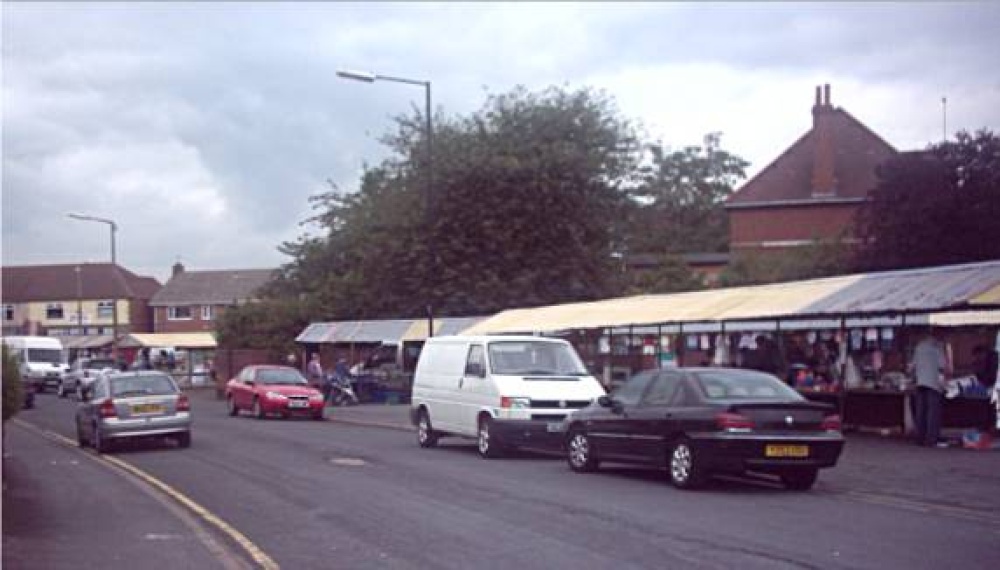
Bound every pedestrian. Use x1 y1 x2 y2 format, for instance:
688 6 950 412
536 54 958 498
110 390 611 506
909 327 949 447
286 352 299 370
307 353 324 389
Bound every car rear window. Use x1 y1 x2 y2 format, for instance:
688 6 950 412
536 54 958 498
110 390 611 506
111 375 177 397
693 370 803 401
256 368 308 385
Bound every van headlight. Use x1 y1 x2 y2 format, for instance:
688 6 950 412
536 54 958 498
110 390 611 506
500 396 530 410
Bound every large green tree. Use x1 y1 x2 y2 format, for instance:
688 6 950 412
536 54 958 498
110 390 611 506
856 129 1000 271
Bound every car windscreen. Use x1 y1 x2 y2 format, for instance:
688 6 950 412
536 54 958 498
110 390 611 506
110 375 177 398
488 341 587 377
693 370 804 401
256 368 308 385
26 348 63 364
85 359 116 370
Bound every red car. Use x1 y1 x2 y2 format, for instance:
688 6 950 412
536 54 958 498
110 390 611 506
225 365 325 420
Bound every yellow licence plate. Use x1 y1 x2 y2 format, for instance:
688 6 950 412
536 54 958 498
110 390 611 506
131 404 164 415
765 444 809 458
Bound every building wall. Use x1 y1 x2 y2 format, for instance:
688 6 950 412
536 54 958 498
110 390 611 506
729 203 861 250
6 299 136 336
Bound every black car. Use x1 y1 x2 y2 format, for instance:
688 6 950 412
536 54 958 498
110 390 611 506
563 367 844 490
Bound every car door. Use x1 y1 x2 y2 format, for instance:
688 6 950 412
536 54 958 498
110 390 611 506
627 370 684 464
77 377 105 439
588 370 656 462
233 368 255 408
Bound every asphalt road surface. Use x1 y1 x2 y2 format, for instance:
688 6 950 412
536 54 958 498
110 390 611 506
5 391 999 569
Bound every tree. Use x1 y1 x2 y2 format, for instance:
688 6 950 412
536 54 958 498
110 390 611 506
856 129 1000 271
279 85 643 318
719 237 856 287
3 345 23 423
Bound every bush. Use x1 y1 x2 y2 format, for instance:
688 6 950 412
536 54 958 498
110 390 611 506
3 345 23 422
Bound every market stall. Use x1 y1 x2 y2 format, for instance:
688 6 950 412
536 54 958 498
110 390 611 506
120 332 217 387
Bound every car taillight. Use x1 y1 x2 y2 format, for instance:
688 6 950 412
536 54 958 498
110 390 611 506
177 394 190 412
716 412 754 431
821 414 842 432
99 399 117 418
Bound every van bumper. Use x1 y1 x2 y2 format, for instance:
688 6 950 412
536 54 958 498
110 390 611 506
492 419 565 450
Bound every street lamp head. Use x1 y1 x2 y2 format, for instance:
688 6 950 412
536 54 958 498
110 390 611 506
336 69 377 83
67 212 117 230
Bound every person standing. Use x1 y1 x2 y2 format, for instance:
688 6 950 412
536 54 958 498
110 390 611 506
910 328 949 447
307 353 324 389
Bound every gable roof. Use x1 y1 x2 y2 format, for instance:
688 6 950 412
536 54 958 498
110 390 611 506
1 263 161 303
149 268 276 306
727 104 896 208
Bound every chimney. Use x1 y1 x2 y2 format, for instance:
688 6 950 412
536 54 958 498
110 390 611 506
172 261 185 277
811 83 836 197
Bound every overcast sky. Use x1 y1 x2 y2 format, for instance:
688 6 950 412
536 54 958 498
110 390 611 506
3 2 998 283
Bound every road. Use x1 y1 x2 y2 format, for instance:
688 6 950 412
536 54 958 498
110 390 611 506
5 391 999 569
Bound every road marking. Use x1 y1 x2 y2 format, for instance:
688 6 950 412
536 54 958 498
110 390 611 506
329 457 366 466
18 421 280 570
842 489 1000 527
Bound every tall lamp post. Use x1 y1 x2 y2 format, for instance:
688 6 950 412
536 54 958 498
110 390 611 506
68 213 119 358
336 69 435 338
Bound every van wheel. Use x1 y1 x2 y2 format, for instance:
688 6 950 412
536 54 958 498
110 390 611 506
416 409 439 448
567 429 599 472
477 416 504 459
669 438 706 490
58 384 66 398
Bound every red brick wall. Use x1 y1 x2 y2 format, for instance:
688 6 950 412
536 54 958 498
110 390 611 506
729 203 861 249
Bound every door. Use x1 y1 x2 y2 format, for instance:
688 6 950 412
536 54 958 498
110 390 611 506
457 344 492 437
589 370 656 461
234 368 256 408
627 370 684 463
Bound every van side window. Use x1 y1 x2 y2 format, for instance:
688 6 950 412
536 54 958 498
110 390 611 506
465 345 485 377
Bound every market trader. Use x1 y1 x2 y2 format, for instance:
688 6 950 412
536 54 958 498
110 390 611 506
910 328 950 447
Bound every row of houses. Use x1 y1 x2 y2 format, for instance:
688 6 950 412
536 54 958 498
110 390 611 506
1 84 919 343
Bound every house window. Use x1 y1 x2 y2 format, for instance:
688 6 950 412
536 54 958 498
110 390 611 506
2 305 12 321
97 300 114 319
46 303 64 320
201 305 214 321
167 306 193 320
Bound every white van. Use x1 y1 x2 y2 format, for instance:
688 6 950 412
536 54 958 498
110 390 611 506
409 335 606 458
2 336 68 393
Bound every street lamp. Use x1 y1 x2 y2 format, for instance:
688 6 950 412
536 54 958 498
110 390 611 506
68 213 119 358
337 68 435 337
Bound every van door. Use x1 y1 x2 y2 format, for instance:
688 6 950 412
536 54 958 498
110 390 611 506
456 344 494 437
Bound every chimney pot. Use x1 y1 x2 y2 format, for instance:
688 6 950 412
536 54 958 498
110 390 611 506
172 261 185 277
815 86 822 107
824 84 831 106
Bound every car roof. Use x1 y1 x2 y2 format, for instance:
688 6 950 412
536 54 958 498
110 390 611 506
104 370 173 380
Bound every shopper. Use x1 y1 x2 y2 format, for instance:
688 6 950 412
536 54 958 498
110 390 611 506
910 328 949 447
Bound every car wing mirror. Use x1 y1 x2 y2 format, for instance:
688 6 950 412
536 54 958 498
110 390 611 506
244 380 255 386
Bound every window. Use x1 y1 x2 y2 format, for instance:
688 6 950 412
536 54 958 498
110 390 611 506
641 372 680 406
487 341 587 376
46 303 64 320
693 370 803 401
2 305 13 321
97 300 114 319
611 370 657 406
201 305 214 320
167 306 193 320
465 345 485 376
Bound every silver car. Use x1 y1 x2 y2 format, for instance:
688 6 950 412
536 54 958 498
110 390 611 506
76 371 192 453
59 357 118 399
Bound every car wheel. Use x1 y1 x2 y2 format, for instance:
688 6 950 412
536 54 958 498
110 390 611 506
567 429 599 473
416 409 439 448
253 398 266 420
781 468 818 491
76 423 87 448
93 424 111 455
669 438 706 490
176 432 191 448
477 416 503 459
57 383 65 398
312 409 325 421
227 396 239 417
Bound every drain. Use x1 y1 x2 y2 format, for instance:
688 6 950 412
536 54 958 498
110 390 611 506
329 457 366 467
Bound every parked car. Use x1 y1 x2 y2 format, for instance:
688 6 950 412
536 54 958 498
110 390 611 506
59 357 118 399
562 367 844 490
76 370 192 453
410 335 606 458
225 365 325 420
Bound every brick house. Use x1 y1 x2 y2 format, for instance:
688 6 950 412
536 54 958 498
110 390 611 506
725 85 897 256
1 263 160 338
149 263 276 333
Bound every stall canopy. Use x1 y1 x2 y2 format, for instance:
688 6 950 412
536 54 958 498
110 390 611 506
120 332 217 349
61 335 114 350
461 260 1000 335
297 316 487 345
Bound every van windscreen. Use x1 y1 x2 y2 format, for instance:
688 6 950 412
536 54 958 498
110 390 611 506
488 341 587 377
26 348 63 364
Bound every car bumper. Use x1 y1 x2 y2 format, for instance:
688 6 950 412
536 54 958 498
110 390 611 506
260 399 324 415
690 433 845 472
101 413 192 439
491 419 566 449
